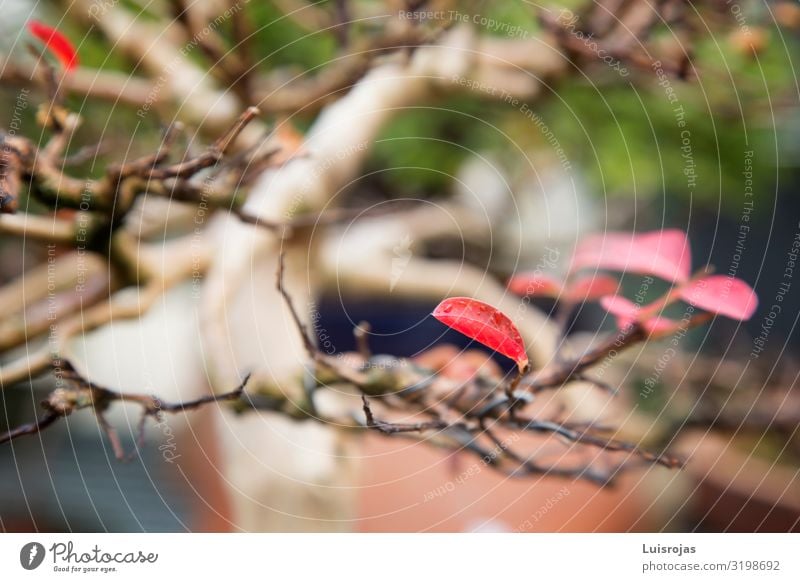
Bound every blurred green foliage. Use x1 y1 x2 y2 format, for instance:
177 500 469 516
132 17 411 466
364 6 795 211
369 25 794 209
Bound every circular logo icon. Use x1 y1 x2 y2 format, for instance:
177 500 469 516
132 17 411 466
19 542 46 570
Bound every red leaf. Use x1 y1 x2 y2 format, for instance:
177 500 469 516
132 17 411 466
571 229 691 283
28 20 79 71
679 275 758 321
599 295 682 337
599 295 639 325
565 274 619 302
507 272 562 298
432 297 529 371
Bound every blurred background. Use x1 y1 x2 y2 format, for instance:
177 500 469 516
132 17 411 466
1 0 799 532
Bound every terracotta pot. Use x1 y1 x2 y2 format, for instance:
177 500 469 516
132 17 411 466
355 434 666 532
674 431 800 532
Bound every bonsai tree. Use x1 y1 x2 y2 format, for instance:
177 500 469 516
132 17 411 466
0 1 791 530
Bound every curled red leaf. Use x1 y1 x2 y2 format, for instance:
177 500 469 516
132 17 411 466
432 297 529 371
28 20 79 72
679 275 758 321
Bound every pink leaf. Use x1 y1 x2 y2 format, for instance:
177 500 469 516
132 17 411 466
507 273 562 298
599 295 681 337
28 20 79 72
565 274 619 302
571 229 691 283
599 294 639 330
432 297 529 371
599 295 639 321
679 275 758 321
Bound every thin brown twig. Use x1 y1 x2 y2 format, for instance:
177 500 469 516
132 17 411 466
519 418 683 469
0 362 251 458
0 410 61 445
361 395 447 434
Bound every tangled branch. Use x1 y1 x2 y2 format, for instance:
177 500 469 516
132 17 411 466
0 0 778 489
0 360 249 460
2 253 687 485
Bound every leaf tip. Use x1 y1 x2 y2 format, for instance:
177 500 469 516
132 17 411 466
28 19 79 72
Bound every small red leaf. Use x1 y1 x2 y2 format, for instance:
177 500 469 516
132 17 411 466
679 275 758 321
565 274 619 302
432 297 528 371
599 294 639 330
28 20 79 72
571 229 691 283
600 295 681 337
599 295 639 320
508 272 562 298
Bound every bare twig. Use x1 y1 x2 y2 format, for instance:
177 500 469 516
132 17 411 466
0 410 61 445
361 395 447 434
0 362 251 458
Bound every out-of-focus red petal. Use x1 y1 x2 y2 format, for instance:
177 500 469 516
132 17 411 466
599 295 639 319
508 272 562 298
571 229 691 283
28 20 79 71
599 295 639 330
600 295 681 336
679 275 758 321
565 274 619 302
